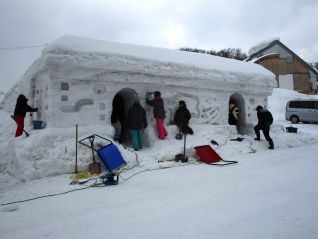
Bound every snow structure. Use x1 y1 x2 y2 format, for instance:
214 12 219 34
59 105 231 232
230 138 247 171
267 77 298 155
1 35 276 135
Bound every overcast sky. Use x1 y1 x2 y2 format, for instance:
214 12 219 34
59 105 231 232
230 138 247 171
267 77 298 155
0 0 317 90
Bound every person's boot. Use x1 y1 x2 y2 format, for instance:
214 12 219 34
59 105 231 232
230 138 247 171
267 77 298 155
254 130 260 141
268 139 274 150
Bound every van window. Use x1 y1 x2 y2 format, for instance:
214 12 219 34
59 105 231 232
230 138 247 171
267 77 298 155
315 102 318 110
289 101 315 109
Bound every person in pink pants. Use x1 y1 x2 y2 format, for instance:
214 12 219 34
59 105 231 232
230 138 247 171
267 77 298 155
146 91 167 140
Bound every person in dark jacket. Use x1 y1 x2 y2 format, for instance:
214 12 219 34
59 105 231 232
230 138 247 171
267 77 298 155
127 101 148 151
13 94 38 137
146 91 167 140
174 100 193 135
254 105 274 149
111 94 126 143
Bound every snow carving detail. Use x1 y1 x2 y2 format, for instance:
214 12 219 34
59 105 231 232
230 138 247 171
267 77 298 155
165 93 200 124
93 83 106 94
165 92 221 124
60 99 94 113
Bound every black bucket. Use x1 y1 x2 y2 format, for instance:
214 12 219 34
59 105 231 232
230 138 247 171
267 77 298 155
33 120 43 130
175 153 188 163
286 126 298 133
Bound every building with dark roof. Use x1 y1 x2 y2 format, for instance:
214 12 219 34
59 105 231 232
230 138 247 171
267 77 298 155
247 39 317 95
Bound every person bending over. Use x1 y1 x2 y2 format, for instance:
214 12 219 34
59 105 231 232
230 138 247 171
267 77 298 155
254 105 274 150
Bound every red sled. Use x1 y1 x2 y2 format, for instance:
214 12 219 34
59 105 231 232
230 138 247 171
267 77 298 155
194 145 238 166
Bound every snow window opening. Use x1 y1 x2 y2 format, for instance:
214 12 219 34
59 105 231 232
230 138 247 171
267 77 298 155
99 103 105 110
100 114 105 121
61 95 68 101
61 82 69 91
60 99 94 113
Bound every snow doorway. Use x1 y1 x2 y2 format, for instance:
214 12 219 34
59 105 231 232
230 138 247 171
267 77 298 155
228 93 247 135
111 88 150 148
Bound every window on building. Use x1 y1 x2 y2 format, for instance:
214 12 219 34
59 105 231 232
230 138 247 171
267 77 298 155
286 55 293 63
61 82 69 91
99 103 105 110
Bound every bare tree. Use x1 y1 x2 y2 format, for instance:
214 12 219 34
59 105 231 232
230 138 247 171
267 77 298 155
179 47 248 61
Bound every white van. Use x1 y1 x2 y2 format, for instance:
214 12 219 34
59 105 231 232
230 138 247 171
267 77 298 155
285 99 318 123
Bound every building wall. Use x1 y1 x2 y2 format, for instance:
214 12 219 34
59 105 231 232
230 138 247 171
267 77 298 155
254 44 317 94
262 45 293 60
43 71 269 131
256 55 313 94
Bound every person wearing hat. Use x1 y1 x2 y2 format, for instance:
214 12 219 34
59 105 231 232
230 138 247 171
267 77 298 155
127 100 148 151
174 100 193 136
146 91 167 140
254 105 274 149
13 94 38 137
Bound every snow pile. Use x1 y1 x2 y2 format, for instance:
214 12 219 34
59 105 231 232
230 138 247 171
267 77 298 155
1 88 318 188
248 37 279 56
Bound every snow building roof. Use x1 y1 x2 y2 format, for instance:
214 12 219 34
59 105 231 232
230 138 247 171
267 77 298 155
37 35 276 90
248 38 280 56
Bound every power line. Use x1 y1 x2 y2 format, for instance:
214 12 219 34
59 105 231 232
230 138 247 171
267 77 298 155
0 43 48 51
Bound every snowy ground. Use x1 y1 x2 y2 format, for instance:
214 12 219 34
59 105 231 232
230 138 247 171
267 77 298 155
0 88 318 239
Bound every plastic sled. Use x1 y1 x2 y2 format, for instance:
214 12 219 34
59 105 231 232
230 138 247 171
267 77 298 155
97 143 126 173
194 145 237 166
79 134 126 183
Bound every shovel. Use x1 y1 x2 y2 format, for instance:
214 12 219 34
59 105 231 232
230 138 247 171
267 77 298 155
88 136 101 174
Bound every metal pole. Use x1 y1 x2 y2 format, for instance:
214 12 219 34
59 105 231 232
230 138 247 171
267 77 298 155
75 124 78 173
183 134 186 157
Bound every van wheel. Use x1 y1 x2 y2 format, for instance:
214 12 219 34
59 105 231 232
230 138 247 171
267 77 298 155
291 116 299 124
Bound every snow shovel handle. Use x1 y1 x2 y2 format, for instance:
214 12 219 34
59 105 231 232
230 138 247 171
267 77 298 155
78 134 113 151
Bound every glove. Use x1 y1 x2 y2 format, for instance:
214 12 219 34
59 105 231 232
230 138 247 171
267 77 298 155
34 108 38 112
144 123 148 129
